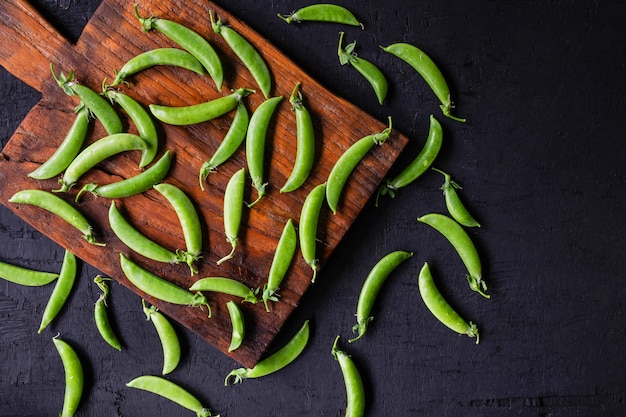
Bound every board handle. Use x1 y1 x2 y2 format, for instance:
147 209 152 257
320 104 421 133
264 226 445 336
0 0 76 92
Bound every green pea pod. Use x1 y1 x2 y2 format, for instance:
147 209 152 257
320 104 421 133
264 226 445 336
278 4 361 27
142 300 181 375
299 183 327 282
331 336 365 417
327 117 392 214
94 276 122 351
432 168 481 228
189 277 258 304
53 335 84 417
262 218 297 311
226 300 245 352
38 250 77 333
217 167 247 265
0 261 58 286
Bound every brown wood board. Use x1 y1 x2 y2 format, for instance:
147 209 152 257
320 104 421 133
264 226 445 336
0 0 408 367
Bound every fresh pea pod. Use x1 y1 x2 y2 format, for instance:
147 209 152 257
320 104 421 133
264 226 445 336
9 189 103 246
381 42 466 122
338 32 388 105
226 300 245 352
110 47 205 86
126 375 214 417
225 319 309 385
77 150 172 201
142 300 181 375
418 262 479 343
327 117 392 214
56 133 151 192
217 167 246 265
94 276 122 351
28 105 91 180
53 335 84 417
281 82 315 193
432 168 481 228
349 250 413 343
149 87 253 126
38 250 77 333
0 261 58 286
120 254 211 316
51 64 123 135
189 277 258 304
210 10 272 99
135 5 223 91
278 4 361 27
417 213 489 298
299 183 326 282
331 336 365 417
199 101 249 190
246 96 283 206
262 218 297 311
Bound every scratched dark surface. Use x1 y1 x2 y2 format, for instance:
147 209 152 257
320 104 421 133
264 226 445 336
1 1 625 416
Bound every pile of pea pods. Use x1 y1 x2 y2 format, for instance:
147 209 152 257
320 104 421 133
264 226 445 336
1 3 490 416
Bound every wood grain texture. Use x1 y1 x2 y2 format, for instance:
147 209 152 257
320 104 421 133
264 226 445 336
0 0 407 367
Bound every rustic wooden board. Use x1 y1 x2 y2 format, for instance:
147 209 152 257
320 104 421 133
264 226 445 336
0 0 408 367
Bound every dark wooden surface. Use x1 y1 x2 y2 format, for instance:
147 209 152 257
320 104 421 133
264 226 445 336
1 1 625 416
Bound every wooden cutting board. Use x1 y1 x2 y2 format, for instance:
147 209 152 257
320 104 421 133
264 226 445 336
0 0 408 367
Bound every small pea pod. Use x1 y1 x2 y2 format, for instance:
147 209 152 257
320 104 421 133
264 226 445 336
38 250 77 333
417 213 489 298
189 277 258 304
418 262 479 343
327 117 392 214
0 261 58 286
349 250 413 343
246 96 284 206
94 276 122 351
135 5 223 91
142 300 181 375
432 168 480 228
262 218 297 311
53 335 84 417
9 189 103 246
225 319 309 385
126 375 215 417
199 101 249 190
299 183 326 282
331 336 365 417
338 32 388 105
281 82 315 193
28 105 91 180
226 300 245 352
210 10 272 98
217 167 246 265
381 42 466 122
150 87 253 126
278 4 361 27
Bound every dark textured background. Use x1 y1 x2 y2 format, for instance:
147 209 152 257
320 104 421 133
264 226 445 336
1 1 625 416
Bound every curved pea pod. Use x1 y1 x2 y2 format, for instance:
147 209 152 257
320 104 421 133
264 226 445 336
262 218 297 311
142 300 181 375
418 262 479 343
53 335 84 417
432 168 481 228
338 32 388 105
217 167 247 265
189 277 258 304
278 4 362 27
299 183 326 282
0 261 58 286
38 250 77 333
381 42 466 122
93 276 122 351
327 117 392 214
226 300 245 352
331 336 366 417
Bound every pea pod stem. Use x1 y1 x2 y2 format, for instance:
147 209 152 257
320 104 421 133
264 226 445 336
38 250 77 333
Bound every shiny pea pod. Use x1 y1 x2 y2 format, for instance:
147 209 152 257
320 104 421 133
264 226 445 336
126 375 214 417
38 250 77 333
262 218 297 311
28 105 91 180
0 260 58 286
381 42 466 122
278 4 361 27
299 182 326 282
210 10 272 98
110 47 205 86
9 189 103 246
189 277 258 304
199 101 249 190
338 32 388 105
246 95 283 206
77 150 172 201
53 335 84 417
226 300 245 352
56 133 151 192
142 300 181 375
225 319 309 385
135 5 223 91
331 336 365 417
281 82 315 193
327 117 392 214
120 254 211 316
217 167 246 265
417 213 489 298
418 262 479 343
432 168 481 228
349 250 413 343
94 276 122 351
